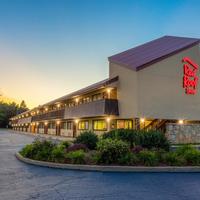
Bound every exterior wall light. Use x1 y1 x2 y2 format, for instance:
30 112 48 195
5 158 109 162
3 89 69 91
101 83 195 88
107 88 111 93
75 119 79 124
106 117 111 122
56 121 60 125
44 122 48 126
45 108 48 111
107 88 111 99
140 118 145 123
178 120 184 124
57 104 61 108
75 98 79 103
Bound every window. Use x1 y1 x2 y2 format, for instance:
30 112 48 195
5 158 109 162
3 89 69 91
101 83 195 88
83 97 91 103
92 93 102 101
61 121 73 129
67 121 73 130
117 120 133 129
93 120 107 131
39 123 44 128
48 122 55 129
78 121 89 130
61 122 67 129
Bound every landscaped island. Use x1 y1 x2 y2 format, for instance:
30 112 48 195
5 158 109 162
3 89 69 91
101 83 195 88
19 130 200 166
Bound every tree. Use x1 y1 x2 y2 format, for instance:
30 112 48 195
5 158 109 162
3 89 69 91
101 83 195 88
0 100 29 128
18 100 28 114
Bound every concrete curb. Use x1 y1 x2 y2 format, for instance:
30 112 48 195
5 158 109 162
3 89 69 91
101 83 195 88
16 152 200 173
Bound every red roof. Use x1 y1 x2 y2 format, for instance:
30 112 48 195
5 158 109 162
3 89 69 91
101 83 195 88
108 36 200 71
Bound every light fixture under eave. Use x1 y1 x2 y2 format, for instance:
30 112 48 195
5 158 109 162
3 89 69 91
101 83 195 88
140 118 145 123
107 88 111 93
56 121 60 125
75 119 79 124
106 117 111 122
75 98 79 103
178 119 184 125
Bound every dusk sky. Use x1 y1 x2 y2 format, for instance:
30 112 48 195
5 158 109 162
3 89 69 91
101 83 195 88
1 0 200 108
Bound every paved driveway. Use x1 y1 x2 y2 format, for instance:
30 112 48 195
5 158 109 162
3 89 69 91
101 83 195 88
1 129 200 200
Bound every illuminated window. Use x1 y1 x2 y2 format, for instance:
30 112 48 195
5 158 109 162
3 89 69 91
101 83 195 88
93 120 107 131
78 121 89 130
117 120 133 129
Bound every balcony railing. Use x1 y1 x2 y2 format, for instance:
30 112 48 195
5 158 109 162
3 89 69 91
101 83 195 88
32 109 65 122
64 99 119 119
31 99 119 121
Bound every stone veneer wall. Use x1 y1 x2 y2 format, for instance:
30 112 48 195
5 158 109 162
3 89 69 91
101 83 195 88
166 123 200 144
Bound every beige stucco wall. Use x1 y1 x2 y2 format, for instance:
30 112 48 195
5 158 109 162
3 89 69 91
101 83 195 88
109 62 138 118
109 44 200 120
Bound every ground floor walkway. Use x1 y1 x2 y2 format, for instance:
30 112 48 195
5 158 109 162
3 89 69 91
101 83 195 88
1 129 200 200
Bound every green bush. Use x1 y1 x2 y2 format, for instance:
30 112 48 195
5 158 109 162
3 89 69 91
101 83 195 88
176 144 195 156
138 150 159 166
20 139 56 161
20 144 34 158
74 131 99 150
66 150 86 164
51 145 65 163
84 150 100 165
102 129 169 150
163 152 186 166
102 129 140 147
60 140 70 149
173 145 200 165
183 149 200 165
118 152 139 165
97 138 130 164
140 130 170 151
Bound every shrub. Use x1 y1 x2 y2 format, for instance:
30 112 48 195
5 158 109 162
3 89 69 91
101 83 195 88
60 140 70 149
176 144 195 156
84 150 100 165
118 152 139 165
131 145 143 154
74 131 98 150
66 150 86 164
102 129 170 150
163 152 186 166
67 143 88 152
140 130 170 151
102 129 140 147
51 145 65 163
155 149 168 163
183 149 200 165
138 150 159 166
33 140 56 161
20 139 56 161
97 138 130 164
20 144 34 158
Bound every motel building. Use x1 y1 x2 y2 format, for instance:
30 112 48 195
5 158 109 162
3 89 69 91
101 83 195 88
10 36 200 144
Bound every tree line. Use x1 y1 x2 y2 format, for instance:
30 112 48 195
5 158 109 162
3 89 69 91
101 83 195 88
0 100 29 128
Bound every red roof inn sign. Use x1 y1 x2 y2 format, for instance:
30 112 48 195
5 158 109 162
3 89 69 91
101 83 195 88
183 57 199 95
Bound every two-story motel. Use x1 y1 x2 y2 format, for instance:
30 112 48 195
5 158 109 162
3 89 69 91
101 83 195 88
10 36 200 143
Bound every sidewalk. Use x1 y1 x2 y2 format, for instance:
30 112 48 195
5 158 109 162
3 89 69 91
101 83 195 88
10 129 74 142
